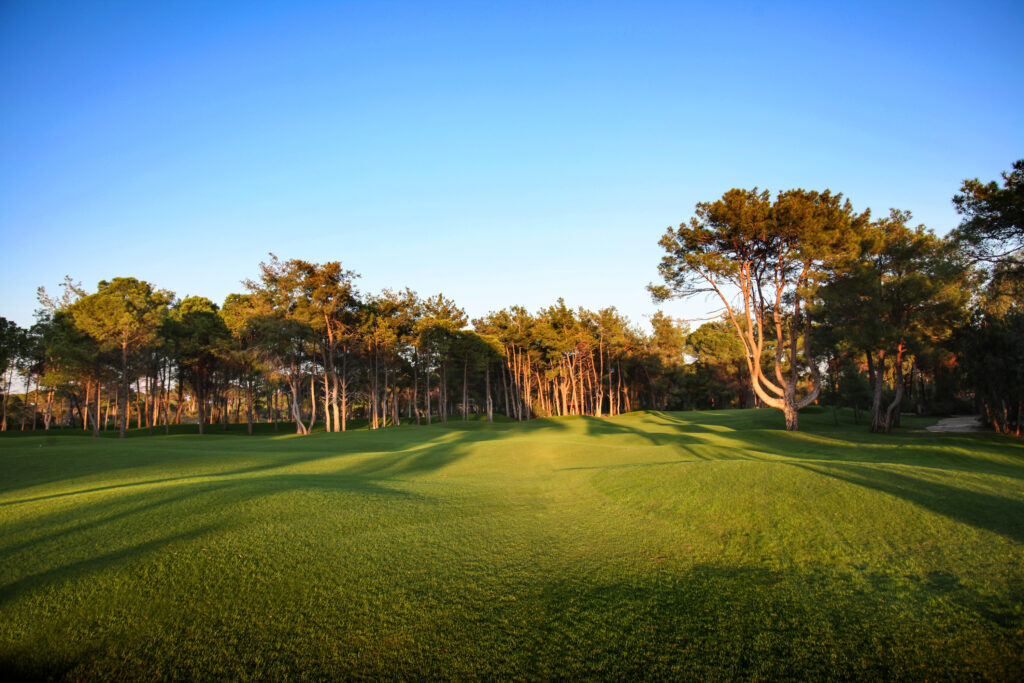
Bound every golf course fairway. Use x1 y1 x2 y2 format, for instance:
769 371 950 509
1 409 1022 679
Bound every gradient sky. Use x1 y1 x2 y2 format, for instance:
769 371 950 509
2 0 1022 330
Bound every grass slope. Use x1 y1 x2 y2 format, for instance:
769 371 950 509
1 410 1022 680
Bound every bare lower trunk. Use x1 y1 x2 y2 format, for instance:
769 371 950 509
340 349 348 432
884 348 906 432
43 390 53 430
119 345 128 438
246 379 253 436
322 369 332 433
485 362 493 423
867 350 887 433
425 351 432 425
391 365 400 427
462 356 469 420
307 372 317 433
331 371 340 433
290 379 308 435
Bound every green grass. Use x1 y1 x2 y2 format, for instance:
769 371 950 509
1 409 1022 680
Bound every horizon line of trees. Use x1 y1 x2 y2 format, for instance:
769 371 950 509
1 160 1020 438
0 257 709 438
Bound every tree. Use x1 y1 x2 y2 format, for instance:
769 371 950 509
687 319 749 409
221 293 265 435
416 294 466 424
70 278 171 438
0 317 25 432
299 262 361 433
245 256 319 434
952 159 1023 277
653 188 867 430
169 296 229 435
818 212 970 432
959 279 1024 436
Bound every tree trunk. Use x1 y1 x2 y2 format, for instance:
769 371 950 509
1 367 11 431
119 344 128 438
413 351 420 425
43 389 53 430
341 348 348 432
462 355 469 420
331 369 340 433
246 378 254 436
289 375 307 435
440 360 447 423
867 350 887 433
391 360 400 427
783 400 799 431
197 373 206 435
322 366 332 433
175 371 184 425
307 371 317 433
884 344 906 432
485 362 493 422
425 350 432 425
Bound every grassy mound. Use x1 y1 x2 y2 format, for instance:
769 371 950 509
1 410 1022 679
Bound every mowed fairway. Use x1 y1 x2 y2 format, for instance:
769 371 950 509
1 410 1022 680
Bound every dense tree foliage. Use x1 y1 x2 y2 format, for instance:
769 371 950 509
2 263 691 436
3 162 1021 438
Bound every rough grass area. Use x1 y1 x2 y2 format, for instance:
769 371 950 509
1 410 1022 680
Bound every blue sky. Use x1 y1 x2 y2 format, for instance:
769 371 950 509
2 0 1022 329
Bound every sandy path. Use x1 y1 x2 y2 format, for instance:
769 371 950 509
925 415 986 432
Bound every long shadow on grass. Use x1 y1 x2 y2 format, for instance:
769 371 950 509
0 523 219 609
579 415 713 453
0 473 425 614
0 422 525 504
499 564 1024 681
789 461 1024 542
644 410 1024 482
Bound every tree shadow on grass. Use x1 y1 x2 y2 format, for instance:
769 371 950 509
788 461 1024 542
0 523 220 610
516 564 1023 681
0 474 426 614
578 414 712 451
638 410 1024 482
0 421 528 502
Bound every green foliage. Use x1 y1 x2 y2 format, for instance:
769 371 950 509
1 411 1022 679
953 159 1024 274
816 211 971 431
0 317 23 378
70 278 170 355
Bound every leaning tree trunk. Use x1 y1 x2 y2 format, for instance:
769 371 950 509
289 374 308 435
884 344 906 433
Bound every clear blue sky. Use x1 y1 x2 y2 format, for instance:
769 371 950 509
2 0 1022 329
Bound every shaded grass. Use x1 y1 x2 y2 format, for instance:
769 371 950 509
1 409 1022 680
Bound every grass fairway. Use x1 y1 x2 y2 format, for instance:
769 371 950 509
1 410 1022 680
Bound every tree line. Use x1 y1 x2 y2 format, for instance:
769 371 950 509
0 256 705 437
1 160 1021 437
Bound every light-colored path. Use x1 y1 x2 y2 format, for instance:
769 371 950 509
926 415 986 432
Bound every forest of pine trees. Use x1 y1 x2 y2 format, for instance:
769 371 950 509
1 162 1021 437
